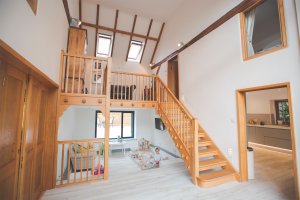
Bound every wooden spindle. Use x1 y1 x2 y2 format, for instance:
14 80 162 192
73 143 77 183
78 57 82 94
67 144 71 184
60 144 65 185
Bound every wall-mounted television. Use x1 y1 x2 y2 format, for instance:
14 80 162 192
155 118 165 131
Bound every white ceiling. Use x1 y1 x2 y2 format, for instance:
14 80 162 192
84 0 186 22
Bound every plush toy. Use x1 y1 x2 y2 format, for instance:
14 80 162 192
92 164 104 175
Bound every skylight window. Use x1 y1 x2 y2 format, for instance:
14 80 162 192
97 33 113 57
127 40 144 62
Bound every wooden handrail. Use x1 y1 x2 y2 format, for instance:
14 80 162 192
62 51 109 61
57 138 104 144
111 70 156 78
151 0 265 69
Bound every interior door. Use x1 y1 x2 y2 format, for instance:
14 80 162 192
31 87 47 199
167 56 179 99
19 77 42 200
0 61 27 200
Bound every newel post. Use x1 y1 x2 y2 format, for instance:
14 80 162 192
192 118 199 185
104 58 112 180
156 76 160 104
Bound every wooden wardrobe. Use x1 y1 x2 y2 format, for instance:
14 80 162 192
0 40 58 200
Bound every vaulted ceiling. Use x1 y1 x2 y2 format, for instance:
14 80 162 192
85 0 186 22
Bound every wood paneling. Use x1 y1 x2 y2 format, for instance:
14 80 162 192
0 39 59 200
0 62 27 200
19 78 41 200
67 28 87 55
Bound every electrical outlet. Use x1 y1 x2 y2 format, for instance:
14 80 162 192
228 148 233 157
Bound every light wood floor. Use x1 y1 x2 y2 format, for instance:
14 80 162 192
42 147 295 200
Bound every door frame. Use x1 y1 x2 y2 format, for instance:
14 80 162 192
236 82 299 198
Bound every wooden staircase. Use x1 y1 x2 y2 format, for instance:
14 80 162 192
156 78 237 188
57 52 237 188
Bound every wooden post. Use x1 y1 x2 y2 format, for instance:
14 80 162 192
192 118 199 185
156 76 160 104
103 58 112 180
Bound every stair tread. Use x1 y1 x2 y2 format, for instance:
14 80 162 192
197 168 236 181
199 139 212 145
187 139 212 146
185 132 205 138
199 158 227 170
199 148 218 158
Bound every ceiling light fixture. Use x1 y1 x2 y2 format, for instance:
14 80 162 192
177 42 184 47
69 17 82 27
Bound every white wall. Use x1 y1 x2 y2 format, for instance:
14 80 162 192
0 0 69 83
154 0 300 190
58 106 155 141
295 0 300 38
152 111 180 156
67 0 162 75
246 88 288 114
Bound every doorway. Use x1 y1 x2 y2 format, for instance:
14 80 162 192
167 56 179 99
236 82 299 198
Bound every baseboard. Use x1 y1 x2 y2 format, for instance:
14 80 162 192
150 144 180 158
248 142 292 155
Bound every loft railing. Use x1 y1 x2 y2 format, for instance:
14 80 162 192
156 77 199 183
110 71 156 101
56 139 105 187
59 51 111 96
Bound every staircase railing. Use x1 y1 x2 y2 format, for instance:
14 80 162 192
60 51 110 96
56 138 105 187
110 71 157 101
156 77 199 182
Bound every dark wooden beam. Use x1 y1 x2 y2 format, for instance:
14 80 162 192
62 0 71 23
140 19 153 64
125 15 137 61
111 10 119 57
79 0 82 28
151 0 265 69
94 4 100 57
150 22 165 64
81 21 158 41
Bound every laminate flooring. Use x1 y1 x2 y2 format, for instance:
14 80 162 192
42 147 295 200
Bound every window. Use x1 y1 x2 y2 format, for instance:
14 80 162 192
96 33 113 57
127 40 144 62
95 111 134 139
275 99 289 125
240 0 286 60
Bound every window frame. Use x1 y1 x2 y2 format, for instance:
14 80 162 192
239 0 287 61
95 110 135 139
127 40 144 62
274 99 290 125
96 33 113 58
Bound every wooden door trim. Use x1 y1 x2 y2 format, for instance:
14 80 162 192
236 82 299 199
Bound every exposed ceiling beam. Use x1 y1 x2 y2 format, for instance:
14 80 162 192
150 22 165 64
125 15 137 61
111 10 119 57
81 21 159 41
62 0 71 23
140 19 153 64
151 0 266 70
94 4 100 57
